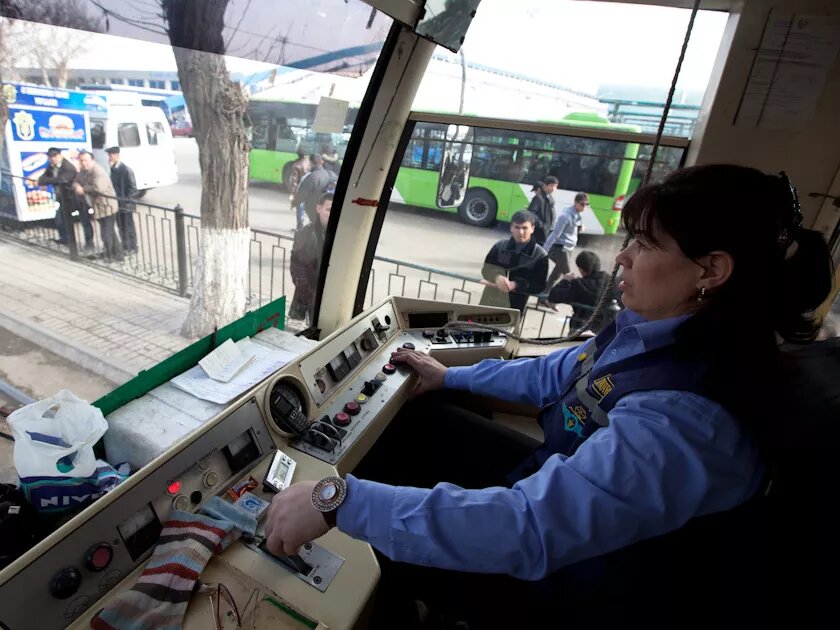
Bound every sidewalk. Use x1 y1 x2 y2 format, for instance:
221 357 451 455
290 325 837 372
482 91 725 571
0 238 194 385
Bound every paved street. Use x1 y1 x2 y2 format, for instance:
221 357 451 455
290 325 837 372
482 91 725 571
146 139 625 279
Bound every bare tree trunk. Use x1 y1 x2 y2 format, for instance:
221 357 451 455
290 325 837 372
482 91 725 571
56 61 68 87
163 0 251 338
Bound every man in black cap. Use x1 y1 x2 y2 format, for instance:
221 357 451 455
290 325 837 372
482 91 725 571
29 147 92 250
291 154 336 229
106 146 138 253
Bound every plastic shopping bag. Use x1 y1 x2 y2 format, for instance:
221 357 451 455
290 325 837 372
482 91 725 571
19 460 129 514
7 389 107 479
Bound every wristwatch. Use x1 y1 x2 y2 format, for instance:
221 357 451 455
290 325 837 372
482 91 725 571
311 476 347 527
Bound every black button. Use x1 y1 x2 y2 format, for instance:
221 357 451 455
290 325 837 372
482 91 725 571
51 567 82 599
402 342 415 350
190 490 203 505
422 330 435 338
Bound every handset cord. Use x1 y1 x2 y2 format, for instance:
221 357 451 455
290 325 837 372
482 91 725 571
567 0 702 340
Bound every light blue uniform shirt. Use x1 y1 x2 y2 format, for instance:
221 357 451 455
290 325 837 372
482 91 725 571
337 310 764 580
543 204 581 252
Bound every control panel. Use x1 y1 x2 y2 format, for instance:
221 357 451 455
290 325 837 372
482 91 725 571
0 399 275 629
285 325 508 466
0 296 519 630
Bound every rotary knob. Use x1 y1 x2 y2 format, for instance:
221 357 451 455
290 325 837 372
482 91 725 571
333 412 351 427
343 401 361 416
172 494 190 511
382 363 396 375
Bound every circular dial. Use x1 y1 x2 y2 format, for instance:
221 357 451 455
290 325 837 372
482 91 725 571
268 380 308 436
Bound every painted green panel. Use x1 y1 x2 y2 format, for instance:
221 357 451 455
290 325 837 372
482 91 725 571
393 168 442 210
93 296 286 417
587 193 621 235
249 149 297 184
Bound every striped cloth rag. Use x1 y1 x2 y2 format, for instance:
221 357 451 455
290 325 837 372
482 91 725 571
90 509 235 630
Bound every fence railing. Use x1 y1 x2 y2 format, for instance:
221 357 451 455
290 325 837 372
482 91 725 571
1 173 576 337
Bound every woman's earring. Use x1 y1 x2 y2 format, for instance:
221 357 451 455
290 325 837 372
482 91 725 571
697 287 706 303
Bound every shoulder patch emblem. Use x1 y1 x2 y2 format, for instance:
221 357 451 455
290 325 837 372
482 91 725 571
592 374 615 400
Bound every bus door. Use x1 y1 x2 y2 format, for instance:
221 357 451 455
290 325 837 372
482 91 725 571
436 124 473 208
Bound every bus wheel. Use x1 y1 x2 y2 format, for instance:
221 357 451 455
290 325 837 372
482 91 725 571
458 189 497 227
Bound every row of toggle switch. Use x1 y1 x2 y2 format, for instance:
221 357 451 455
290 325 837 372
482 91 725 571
422 328 494 344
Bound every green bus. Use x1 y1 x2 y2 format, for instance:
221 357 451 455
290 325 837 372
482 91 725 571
394 113 643 233
246 99 356 188
247 102 642 235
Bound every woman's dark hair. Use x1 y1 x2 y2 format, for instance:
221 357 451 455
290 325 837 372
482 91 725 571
622 164 833 343
575 250 601 275
622 164 834 457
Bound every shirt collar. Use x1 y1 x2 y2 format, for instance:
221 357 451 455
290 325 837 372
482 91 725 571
614 309 691 352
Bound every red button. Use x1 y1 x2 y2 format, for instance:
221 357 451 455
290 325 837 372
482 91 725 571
333 412 351 427
382 363 396 375
343 401 361 416
85 543 113 572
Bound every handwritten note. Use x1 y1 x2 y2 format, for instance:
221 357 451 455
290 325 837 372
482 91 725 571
198 338 255 383
172 338 297 405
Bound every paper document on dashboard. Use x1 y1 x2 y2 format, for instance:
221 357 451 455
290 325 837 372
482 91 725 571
199 338 255 382
172 338 297 404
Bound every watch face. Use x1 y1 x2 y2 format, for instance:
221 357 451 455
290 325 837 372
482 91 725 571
312 476 346 513
319 483 337 502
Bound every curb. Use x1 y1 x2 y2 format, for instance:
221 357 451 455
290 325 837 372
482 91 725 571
0 310 136 386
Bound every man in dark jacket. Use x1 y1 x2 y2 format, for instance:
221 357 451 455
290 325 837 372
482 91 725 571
106 147 138 253
479 210 548 314
31 147 92 250
289 192 333 322
291 154 336 229
548 250 622 333
526 176 558 246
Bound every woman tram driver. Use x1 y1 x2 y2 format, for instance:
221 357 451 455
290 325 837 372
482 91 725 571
265 165 834 626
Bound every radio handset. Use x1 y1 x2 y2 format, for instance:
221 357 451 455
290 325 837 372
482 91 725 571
270 391 309 437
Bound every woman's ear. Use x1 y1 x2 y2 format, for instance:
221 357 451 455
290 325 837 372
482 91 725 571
698 250 734 290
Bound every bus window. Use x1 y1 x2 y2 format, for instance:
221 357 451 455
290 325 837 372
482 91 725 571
275 119 297 154
118 123 142 148
146 122 167 146
250 112 272 150
91 121 106 149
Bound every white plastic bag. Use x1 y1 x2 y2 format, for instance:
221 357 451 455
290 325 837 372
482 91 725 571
7 390 108 479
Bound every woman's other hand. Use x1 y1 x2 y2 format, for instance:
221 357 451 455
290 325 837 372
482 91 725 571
390 349 447 396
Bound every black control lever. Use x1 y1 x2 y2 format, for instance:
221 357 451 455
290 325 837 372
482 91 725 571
258 540 314 576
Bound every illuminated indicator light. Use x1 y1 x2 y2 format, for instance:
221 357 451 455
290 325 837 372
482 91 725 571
167 481 182 495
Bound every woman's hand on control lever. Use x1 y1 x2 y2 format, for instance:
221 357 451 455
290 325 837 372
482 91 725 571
390 349 447 396
265 480 328 556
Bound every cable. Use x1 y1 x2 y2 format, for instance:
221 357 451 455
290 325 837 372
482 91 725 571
569 0 702 340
